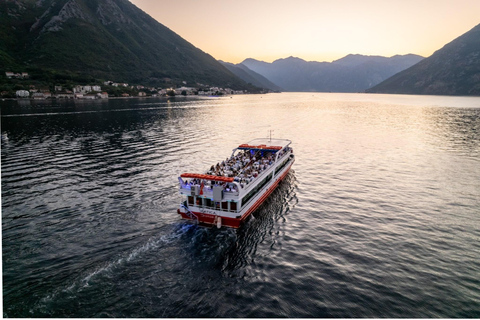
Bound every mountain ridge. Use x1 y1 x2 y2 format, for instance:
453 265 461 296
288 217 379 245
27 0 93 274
367 23 480 95
0 0 255 90
218 61 283 91
240 54 424 92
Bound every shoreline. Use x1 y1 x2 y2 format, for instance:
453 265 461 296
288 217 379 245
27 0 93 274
0 94 237 103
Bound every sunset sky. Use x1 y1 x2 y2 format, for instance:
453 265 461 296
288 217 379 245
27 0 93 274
129 0 480 64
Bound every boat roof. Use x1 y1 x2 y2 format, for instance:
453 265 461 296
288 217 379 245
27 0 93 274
237 138 291 151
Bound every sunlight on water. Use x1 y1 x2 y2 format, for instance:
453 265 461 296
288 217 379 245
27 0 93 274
2 93 479 317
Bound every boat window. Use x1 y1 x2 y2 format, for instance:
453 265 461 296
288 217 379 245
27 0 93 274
188 196 194 205
230 201 237 212
275 157 291 177
196 197 202 206
241 172 273 207
221 202 228 211
205 198 213 208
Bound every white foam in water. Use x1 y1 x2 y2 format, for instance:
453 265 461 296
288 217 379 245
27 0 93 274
36 224 193 309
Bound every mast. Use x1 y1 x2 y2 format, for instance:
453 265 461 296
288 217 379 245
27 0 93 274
268 129 274 142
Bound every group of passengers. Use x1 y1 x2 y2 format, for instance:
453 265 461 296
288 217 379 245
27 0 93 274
206 149 277 188
184 148 290 192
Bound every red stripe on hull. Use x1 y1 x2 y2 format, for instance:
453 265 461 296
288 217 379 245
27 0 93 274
177 161 294 229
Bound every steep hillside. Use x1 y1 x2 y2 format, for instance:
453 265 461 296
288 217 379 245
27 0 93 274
219 61 283 91
241 54 423 92
367 23 480 95
0 0 253 89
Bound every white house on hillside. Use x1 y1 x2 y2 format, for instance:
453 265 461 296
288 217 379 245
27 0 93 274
16 90 30 98
73 85 102 94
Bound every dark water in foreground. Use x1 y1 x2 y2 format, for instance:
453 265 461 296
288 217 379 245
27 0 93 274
2 93 480 317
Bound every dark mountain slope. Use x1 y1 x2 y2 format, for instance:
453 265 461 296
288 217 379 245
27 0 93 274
241 54 423 92
0 0 253 89
367 23 480 95
219 61 283 91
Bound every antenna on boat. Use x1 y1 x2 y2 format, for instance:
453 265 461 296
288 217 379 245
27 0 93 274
268 129 274 142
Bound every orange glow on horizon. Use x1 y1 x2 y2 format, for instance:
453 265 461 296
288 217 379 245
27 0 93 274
130 0 480 64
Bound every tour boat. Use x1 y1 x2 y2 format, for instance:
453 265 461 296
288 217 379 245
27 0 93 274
177 138 295 228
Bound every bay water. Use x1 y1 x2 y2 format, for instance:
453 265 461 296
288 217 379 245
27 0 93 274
2 93 479 317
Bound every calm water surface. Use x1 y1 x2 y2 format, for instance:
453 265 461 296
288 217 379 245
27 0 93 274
2 93 480 317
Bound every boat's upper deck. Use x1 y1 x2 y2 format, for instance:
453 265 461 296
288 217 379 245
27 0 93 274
179 138 293 196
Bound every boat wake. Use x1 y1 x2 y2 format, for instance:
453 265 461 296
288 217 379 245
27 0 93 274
31 172 297 316
33 223 196 315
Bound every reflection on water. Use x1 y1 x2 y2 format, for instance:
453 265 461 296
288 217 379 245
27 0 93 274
2 93 480 317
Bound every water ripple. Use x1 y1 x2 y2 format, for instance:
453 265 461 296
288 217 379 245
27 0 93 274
2 94 479 317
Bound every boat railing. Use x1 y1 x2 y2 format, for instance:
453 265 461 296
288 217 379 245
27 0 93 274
275 147 291 162
240 149 291 193
179 183 240 197
179 148 292 196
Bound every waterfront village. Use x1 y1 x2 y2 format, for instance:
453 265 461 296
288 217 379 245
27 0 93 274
3 72 249 100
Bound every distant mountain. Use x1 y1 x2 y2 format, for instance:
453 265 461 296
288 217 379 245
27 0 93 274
219 61 283 91
0 0 254 89
367 23 480 95
241 54 424 92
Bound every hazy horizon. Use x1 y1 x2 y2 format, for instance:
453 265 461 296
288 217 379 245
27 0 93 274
226 53 425 65
129 0 480 64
